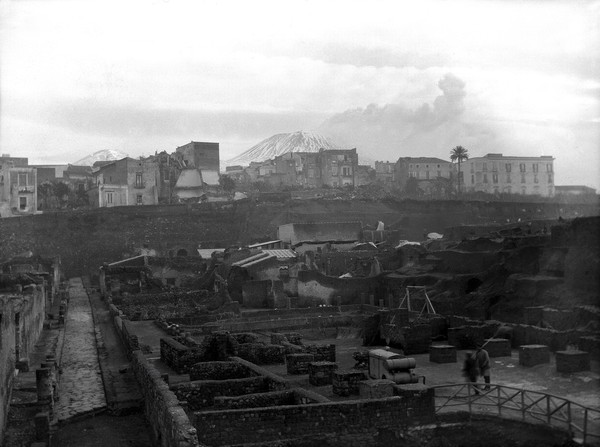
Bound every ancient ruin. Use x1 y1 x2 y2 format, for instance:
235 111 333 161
0 199 599 446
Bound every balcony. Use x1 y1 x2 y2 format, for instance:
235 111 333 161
13 184 35 193
133 183 146 189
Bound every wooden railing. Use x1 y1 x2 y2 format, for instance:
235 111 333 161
431 383 600 446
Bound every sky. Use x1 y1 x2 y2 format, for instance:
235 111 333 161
1 0 599 188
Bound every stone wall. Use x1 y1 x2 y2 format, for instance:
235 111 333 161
0 286 47 441
446 315 594 352
235 343 286 365
130 351 200 447
160 338 205 374
297 270 382 305
188 361 257 381
171 376 276 410
193 395 435 446
111 290 209 320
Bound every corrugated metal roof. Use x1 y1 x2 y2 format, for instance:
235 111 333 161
263 249 297 260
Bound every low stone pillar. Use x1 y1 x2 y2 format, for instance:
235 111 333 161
556 350 590 373
484 338 511 357
34 412 50 442
308 361 338 386
36 368 53 404
286 353 314 375
519 344 550 367
429 345 457 363
359 379 395 399
332 370 367 396
41 361 58 400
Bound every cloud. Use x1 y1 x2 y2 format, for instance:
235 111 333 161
319 73 475 154
15 99 327 141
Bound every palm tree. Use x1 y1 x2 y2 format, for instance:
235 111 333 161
450 146 469 195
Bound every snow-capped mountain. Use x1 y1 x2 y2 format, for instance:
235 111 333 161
74 149 128 166
226 131 340 166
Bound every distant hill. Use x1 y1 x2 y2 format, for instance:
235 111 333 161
74 149 128 166
226 131 340 166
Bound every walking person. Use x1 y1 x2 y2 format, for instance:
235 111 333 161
462 351 480 394
476 344 491 390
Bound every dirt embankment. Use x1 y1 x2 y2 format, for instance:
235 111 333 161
0 199 597 278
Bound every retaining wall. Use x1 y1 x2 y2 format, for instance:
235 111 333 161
193 395 435 446
130 351 200 447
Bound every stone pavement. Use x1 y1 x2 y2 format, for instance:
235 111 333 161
55 278 107 423
83 277 142 414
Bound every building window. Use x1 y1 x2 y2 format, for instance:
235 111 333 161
521 174 526 183
342 166 351 176
331 166 338 175
19 196 27 210
470 163 474 173
416 164 419 168
482 163 488 172
492 173 498 184
507 186 512 194
534 174 539 184
136 194 143 205
533 163 539 173
519 163 526 172
546 164 553 172
471 174 474 184
548 173 553 184
106 192 113 204
18 173 27 186
492 162 498 172
483 173 488 183
437 171 441 177
505 163 512 172
506 175 511 183
426 171 430 179
521 187 527 195
135 172 143 187
409 171 416 178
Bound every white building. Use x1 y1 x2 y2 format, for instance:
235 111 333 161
465 153 555 197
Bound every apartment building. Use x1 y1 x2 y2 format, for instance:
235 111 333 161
88 157 159 207
465 153 555 197
395 157 455 190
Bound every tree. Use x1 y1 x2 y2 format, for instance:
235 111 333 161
219 174 236 192
450 146 469 195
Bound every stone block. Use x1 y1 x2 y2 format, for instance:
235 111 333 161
579 336 600 358
429 345 456 363
308 361 338 386
359 379 395 399
524 306 544 325
484 338 512 357
519 344 550 367
332 370 367 396
34 412 50 442
286 353 314 375
556 350 590 373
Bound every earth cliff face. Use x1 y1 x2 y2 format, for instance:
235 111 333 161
0 199 597 282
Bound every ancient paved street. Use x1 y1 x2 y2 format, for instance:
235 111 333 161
56 278 107 422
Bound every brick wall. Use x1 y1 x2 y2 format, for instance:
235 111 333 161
193 395 435 446
130 351 200 447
